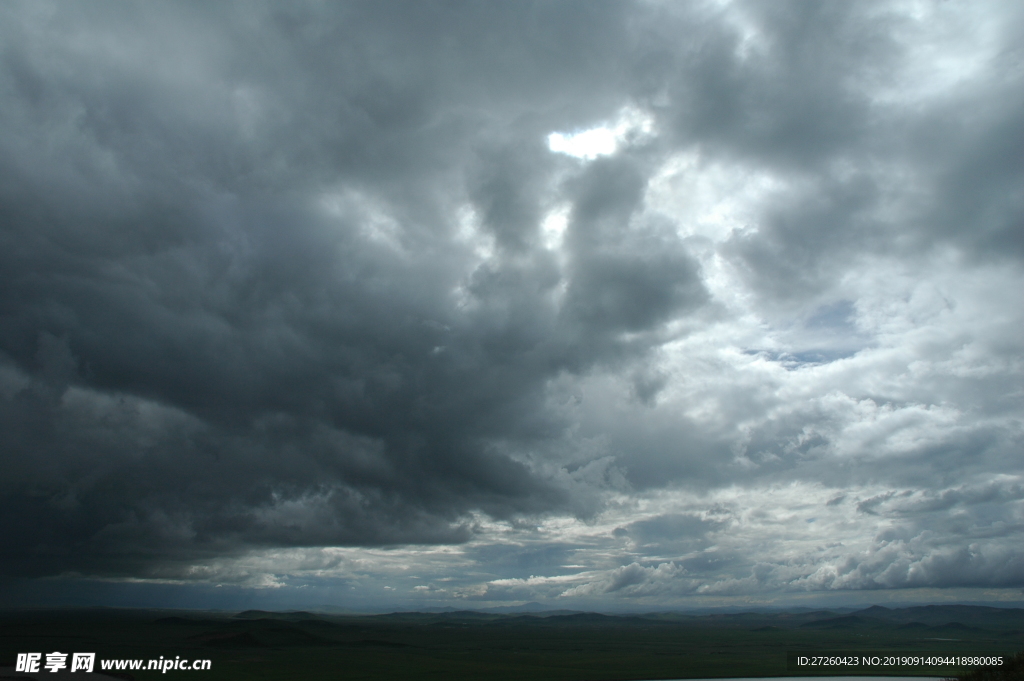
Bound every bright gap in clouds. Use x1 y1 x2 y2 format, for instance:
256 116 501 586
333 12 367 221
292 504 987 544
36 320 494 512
547 106 654 160
3 0 1024 615
540 204 570 250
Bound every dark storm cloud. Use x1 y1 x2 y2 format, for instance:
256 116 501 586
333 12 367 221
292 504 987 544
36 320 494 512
919 89 1024 258
666 2 884 168
0 0 707 579
1 0 1023 604
563 159 707 333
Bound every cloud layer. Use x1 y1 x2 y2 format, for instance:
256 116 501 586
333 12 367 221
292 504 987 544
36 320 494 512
1 0 1022 609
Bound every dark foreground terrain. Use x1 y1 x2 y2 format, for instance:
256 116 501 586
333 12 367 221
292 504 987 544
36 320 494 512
1 604 1021 681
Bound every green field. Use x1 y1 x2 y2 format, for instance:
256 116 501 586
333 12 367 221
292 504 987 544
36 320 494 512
2 605 1021 680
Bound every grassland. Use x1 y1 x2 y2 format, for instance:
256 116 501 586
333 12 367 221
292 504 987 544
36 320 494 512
1 605 1021 680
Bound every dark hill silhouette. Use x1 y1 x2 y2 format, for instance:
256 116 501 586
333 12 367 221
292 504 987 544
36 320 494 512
931 621 982 632
190 630 266 648
194 620 341 647
900 621 929 629
233 609 319 620
852 604 1024 628
799 615 882 629
155 616 210 625
233 609 276 618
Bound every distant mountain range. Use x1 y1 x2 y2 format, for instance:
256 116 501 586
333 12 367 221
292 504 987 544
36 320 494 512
225 602 1024 632
414 601 580 615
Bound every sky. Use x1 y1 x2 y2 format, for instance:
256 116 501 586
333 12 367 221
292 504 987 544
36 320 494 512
1 0 1023 613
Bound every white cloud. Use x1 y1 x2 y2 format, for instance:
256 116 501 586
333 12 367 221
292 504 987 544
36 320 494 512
547 106 655 160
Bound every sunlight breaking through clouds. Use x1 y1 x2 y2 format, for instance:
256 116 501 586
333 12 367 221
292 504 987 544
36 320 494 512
1 0 1023 613
547 107 655 160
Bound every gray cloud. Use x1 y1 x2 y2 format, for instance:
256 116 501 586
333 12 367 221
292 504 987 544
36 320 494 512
1 0 1023 608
